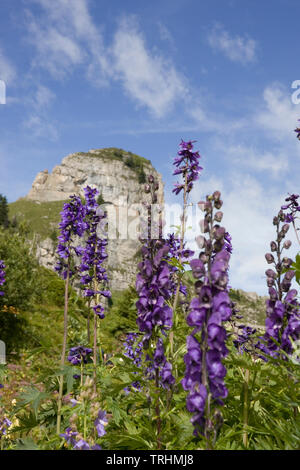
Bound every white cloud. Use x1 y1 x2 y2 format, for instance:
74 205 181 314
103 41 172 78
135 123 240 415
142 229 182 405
208 25 257 65
0 45 16 83
111 17 187 117
23 114 58 141
220 143 289 177
254 83 300 139
27 0 108 83
187 172 299 295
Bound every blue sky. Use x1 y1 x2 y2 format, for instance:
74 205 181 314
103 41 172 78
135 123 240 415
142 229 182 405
0 0 300 294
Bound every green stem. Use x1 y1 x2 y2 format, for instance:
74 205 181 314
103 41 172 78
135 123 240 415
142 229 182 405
57 265 70 435
242 368 250 448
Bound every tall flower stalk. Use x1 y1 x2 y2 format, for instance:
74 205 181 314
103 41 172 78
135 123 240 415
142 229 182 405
79 186 111 393
258 207 300 359
55 195 87 435
136 175 174 448
182 191 232 447
170 140 202 356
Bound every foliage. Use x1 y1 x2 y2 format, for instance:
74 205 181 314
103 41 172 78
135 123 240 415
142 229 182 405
0 194 9 228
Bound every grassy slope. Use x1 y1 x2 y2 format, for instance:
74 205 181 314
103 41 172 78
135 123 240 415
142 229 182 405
8 199 66 241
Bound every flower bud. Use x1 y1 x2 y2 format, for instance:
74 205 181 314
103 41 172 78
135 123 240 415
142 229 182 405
214 199 223 209
282 223 290 233
199 252 208 263
265 269 277 279
283 240 292 249
281 280 291 292
190 259 205 278
148 175 154 183
278 210 285 222
199 219 209 233
270 241 277 252
198 201 206 211
273 216 278 225
144 184 151 193
282 257 293 269
212 190 221 201
214 226 226 240
267 277 275 287
284 270 295 282
265 253 274 264
195 235 206 249
154 182 159 191
214 211 223 222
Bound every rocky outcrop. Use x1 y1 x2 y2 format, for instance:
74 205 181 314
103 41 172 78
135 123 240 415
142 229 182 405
26 148 164 291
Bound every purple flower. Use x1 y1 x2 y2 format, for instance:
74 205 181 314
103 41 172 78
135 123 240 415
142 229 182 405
172 140 203 195
94 410 107 438
257 204 300 359
183 191 232 438
67 346 92 365
60 427 78 446
0 260 5 296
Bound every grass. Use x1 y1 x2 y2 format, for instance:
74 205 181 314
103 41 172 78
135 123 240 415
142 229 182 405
8 199 67 241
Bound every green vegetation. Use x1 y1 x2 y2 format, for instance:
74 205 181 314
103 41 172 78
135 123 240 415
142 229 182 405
8 199 67 241
0 194 9 228
77 148 148 183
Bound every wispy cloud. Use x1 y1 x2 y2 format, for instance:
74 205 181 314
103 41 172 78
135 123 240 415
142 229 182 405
0 45 16 83
111 16 187 117
26 0 108 84
254 83 299 139
207 24 257 65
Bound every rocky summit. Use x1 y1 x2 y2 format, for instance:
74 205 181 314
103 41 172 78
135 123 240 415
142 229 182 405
23 147 164 291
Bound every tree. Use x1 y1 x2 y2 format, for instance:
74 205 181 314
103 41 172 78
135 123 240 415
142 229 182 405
0 194 9 228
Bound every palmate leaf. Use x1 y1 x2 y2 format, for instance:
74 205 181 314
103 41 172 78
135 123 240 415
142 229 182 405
17 386 51 416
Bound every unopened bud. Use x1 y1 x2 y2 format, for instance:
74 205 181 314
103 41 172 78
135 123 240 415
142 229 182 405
265 253 275 264
282 257 293 269
283 240 292 249
284 270 295 282
195 235 206 249
212 190 221 201
214 199 223 209
214 211 223 222
199 219 209 233
270 241 277 252
282 223 290 233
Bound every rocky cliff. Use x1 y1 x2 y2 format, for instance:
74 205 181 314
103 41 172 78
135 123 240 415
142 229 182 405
24 147 164 291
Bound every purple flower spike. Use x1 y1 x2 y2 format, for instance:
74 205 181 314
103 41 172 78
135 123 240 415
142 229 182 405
183 191 232 439
172 140 202 195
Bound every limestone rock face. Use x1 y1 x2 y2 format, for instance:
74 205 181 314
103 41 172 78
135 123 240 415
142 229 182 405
26 148 164 291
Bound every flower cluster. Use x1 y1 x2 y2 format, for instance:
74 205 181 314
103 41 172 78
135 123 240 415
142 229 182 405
258 208 300 359
233 325 257 354
281 193 300 224
79 186 111 317
61 410 107 450
182 191 232 438
0 260 5 296
172 140 203 195
0 415 11 437
165 232 194 297
136 175 175 387
61 376 107 450
67 346 93 366
55 195 88 279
